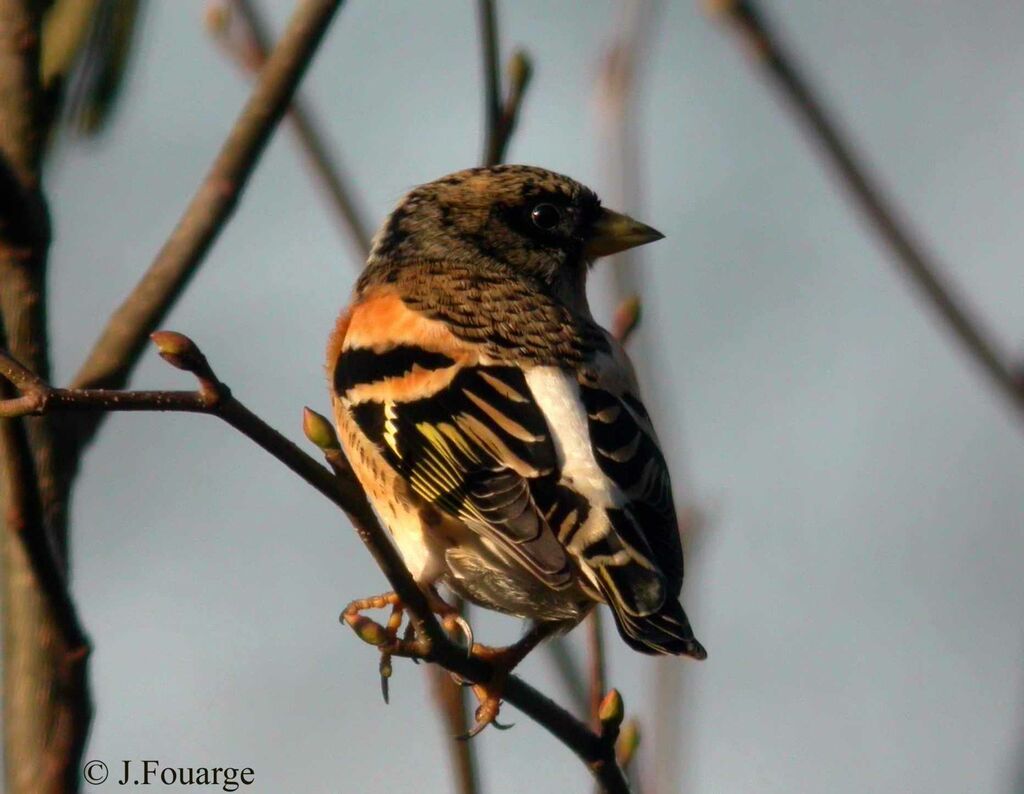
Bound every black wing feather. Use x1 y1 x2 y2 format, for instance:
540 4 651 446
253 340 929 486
578 378 704 658
352 364 573 588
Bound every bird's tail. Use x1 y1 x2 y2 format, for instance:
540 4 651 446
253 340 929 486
605 593 707 660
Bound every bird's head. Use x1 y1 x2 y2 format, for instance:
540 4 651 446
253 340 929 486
367 165 663 297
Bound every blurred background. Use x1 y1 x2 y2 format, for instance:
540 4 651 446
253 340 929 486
40 0 1024 791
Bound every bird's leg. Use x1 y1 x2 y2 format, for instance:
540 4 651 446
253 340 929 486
458 621 562 739
342 590 478 699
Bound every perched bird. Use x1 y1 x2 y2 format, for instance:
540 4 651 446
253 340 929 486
328 165 704 733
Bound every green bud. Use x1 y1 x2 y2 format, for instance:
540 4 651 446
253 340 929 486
303 407 340 451
616 720 641 767
598 688 624 730
507 50 533 91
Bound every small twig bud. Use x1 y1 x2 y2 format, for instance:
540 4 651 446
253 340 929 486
615 719 641 768
302 406 341 451
506 50 533 98
598 688 624 733
150 331 224 402
151 330 202 370
612 295 642 345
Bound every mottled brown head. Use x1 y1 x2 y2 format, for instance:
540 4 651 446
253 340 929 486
364 165 663 293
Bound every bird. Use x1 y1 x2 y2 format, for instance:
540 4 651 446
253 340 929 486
327 164 704 734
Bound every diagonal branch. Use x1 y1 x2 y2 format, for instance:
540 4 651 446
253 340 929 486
708 0 1024 423
69 0 345 439
0 334 632 794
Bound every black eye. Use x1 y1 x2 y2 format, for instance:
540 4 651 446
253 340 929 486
530 203 562 231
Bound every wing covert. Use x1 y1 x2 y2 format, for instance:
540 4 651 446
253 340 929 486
338 352 574 589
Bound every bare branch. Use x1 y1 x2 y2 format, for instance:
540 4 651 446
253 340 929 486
477 0 532 167
69 0 345 416
477 0 501 165
428 663 482 794
2 335 632 793
587 611 608 732
208 0 373 257
708 0 1024 422
0 384 88 654
0 1 91 787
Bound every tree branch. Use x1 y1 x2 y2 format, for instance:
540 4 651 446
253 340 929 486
477 0 501 165
476 0 531 167
0 0 91 789
0 334 632 794
69 0 345 424
708 0 1024 422
587 611 607 730
427 662 481 794
0 383 88 655
207 0 372 258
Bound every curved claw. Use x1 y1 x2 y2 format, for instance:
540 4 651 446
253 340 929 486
455 708 514 740
454 721 489 741
441 613 474 655
452 615 474 653
455 684 508 740
379 654 393 704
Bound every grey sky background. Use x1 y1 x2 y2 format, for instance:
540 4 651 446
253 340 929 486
44 1 1023 792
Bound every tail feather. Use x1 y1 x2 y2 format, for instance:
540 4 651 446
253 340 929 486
606 594 706 659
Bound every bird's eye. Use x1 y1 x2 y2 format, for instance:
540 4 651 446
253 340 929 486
530 203 562 231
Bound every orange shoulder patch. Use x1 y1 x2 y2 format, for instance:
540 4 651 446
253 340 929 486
326 287 479 403
343 288 474 358
325 307 351 375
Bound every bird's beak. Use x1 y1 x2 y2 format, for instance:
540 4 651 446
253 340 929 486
584 208 665 258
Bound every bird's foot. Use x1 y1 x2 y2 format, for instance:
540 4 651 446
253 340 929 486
455 623 556 739
341 590 476 701
341 591 415 703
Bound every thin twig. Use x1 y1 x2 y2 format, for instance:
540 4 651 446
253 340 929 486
69 0 345 418
587 610 607 731
0 335 632 794
476 0 531 167
708 0 1024 422
477 0 501 166
208 0 372 257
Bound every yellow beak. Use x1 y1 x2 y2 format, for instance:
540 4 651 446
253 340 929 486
584 208 665 258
